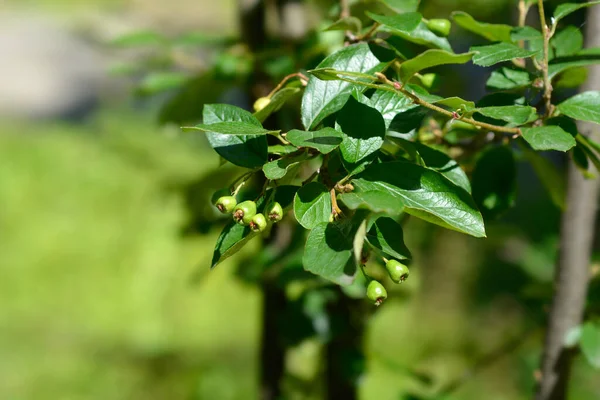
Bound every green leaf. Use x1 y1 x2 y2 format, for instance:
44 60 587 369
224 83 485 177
391 138 471 193
202 104 269 169
471 42 539 67
521 126 576 152
254 87 301 123
520 142 566 210
552 26 583 58
211 221 257 268
301 43 386 130
451 11 513 42
263 152 310 180
368 89 414 128
269 144 298 155
338 191 403 215
553 2 600 24
188 121 278 136
366 11 422 33
286 128 344 154
398 50 473 83
476 106 537 126
435 97 476 112
337 97 386 164
302 222 355 285
558 91 600 125
472 146 516 219
381 0 420 12
324 16 363 33
366 217 412 260
487 68 532 90
353 161 486 237
554 67 588 89
293 182 332 229
353 219 368 267
382 21 452 52
581 322 600 369
510 26 542 42
548 52 600 78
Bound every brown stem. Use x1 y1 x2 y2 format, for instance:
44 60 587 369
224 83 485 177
267 72 309 98
331 188 342 217
373 72 521 136
538 0 554 117
535 5 600 399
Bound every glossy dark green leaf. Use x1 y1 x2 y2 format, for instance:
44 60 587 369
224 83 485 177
382 21 452 51
391 138 471 193
486 68 532 90
471 42 539 67
338 191 403 215
293 182 332 229
337 97 386 164
303 222 355 285
202 104 269 169
301 43 386 130
286 128 344 154
188 121 278 136
521 126 576 152
211 221 256 268
263 152 310 180
558 91 600 125
553 2 600 24
581 322 600 369
353 161 486 237
366 11 422 33
472 146 516 219
366 217 412 260
399 50 473 83
324 16 363 33
254 87 301 123
451 11 512 42
552 26 583 58
368 89 414 128
476 106 537 126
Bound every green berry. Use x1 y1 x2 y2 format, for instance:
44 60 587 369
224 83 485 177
386 259 410 283
427 19 451 37
366 280 387 306
267 202 283 222
249 213 268 232
215 196 237 214
233 200 257 225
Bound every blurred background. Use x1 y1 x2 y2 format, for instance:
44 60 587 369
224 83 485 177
0 0 598 399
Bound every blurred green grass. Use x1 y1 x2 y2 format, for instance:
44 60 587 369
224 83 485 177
0 113 261 399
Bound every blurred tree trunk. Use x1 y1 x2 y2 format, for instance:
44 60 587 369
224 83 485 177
238 2 286 399
325 289 367 400
536 6 600 400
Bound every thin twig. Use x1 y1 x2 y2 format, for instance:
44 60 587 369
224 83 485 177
538 0 554 117
373 72 521 135
267 72 309 98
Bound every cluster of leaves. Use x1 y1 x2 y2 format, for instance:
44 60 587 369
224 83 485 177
193 0 600 303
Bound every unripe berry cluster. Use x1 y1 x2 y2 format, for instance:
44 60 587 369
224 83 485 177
215 195 284 233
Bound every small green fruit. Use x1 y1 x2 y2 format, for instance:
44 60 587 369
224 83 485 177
233 200 257 225
267 202 283 222
366 280 387 306
215 196 237 214
249 213 268 232
253 97 271 112
427 19 451 37
386 259 410 283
